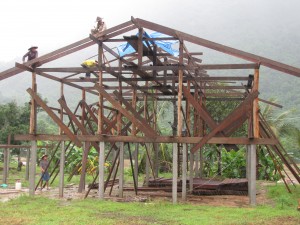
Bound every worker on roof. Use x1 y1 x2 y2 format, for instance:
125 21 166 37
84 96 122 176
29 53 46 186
91 16 107 35
81 59 98 78
23 46 38 63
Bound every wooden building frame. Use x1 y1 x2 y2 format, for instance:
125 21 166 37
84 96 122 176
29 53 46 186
1 17 299 205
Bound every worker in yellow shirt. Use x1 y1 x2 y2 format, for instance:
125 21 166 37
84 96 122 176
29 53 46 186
81 60 98 78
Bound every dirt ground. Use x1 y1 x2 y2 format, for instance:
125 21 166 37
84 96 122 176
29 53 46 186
0 180 278 207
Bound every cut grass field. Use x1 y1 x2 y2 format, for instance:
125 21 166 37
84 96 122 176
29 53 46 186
0 184 300 225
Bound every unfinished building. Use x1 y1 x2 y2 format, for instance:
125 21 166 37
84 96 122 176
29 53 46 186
0 17 299 205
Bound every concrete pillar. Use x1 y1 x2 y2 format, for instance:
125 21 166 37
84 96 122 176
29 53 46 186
189 151 194 192
172 143 178 204
248 144 257 206
25 148 30 180
145 143 150 187
118 142 124 198
59 141 65 198
29 141 37 196
98 142 105 199
134 143 139 186
182 144 187 201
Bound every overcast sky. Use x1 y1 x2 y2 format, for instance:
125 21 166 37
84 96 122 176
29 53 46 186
0 0 300 64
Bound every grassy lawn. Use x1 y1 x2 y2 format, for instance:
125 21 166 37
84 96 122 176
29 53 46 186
0 184 299 225
1 162 300 224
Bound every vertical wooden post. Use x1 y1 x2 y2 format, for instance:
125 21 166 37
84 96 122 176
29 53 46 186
30 72 37 134
59 82 65 198
177 41 184 137
98 42 105 200
253 69 260 138
182 143 187 201
117 60 123 135
145 143 150 187
81 89 86 127
29 71 37 196
134 143 139 187
153 95 159 177
29 140 37 196
78 142 89 193
138 28 143 68
98 42 104 135
131 74 137 136
59 141 65 198
6 135 11 179
247 68 259 205
189 151 194 191
172 143 178 204
98 142 105 199
194 152 199 178
2 148 8 184
248 144 257 206
119 142 124 198
25 148 30 180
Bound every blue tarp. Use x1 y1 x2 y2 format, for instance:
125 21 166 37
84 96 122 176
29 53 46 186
117 32 179 57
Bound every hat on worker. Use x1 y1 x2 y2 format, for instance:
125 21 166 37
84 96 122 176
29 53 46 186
41 154 48 160
96 16 103 22
28 46 38 51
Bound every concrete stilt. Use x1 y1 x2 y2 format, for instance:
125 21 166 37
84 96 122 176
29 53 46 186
172 143 178 204
29 141 37 196
182 144 187 201
98 142 105 199
134 143 139 186
248 144 257 206
189 151 194 192
25 148 30 181
59 141 65 198
119 142 124 198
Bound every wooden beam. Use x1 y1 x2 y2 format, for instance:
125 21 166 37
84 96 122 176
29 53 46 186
136 18 300 77
26 88 82 147
14 134 278 145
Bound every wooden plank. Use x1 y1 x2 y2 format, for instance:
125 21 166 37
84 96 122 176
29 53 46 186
94 84 157 137
136 18 300 77
26 88 82 147
191 91 259 153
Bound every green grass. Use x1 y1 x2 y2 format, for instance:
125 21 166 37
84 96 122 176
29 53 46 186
1 163 300 224
0 184 300 225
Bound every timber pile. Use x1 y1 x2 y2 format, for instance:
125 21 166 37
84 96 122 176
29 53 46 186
88 179 119 189
147 178 248 195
